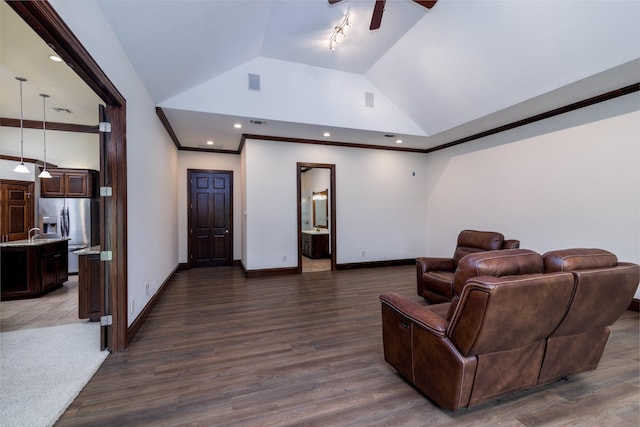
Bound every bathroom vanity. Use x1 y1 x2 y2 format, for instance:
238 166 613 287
301 230 330 259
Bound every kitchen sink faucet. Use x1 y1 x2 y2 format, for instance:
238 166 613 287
28 227 40 242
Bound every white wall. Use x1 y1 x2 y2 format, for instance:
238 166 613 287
177 151 242 263
243 139 429 269
50 0 179 325
0 126 99 171
424 93 640 297
161 56 426 137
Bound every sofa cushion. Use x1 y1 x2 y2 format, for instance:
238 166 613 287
543 248 617 272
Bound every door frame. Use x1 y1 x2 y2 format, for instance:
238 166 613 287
187 169 234 268
297 163 336 272
9 1 129 351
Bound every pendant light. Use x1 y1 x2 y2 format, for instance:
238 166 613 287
38 94 52 179
13 77 29 173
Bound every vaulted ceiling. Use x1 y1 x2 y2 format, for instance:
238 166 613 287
2 1 639 153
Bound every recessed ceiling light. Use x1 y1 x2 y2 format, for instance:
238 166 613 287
233 123 242 129
323 132 331 137
49 55 62 62
396 139 403 144
206 140 214 145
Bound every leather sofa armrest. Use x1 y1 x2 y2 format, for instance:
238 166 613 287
416 257 454 273
380 292 448 336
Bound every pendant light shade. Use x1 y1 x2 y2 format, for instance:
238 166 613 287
13 77 29 174
38 94 52 179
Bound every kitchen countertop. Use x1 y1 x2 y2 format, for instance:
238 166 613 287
0 237 70 248
74 245 101 255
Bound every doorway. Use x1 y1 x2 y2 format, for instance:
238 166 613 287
9 1 128 351
187 170 233 267
297 163 336 272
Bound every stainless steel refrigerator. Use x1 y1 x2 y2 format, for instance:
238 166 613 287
39 198 99 274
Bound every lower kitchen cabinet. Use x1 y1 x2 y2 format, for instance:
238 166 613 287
78 251 103 321
40 241 69 293
0 239 68 300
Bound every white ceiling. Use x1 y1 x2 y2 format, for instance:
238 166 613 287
0 1 102 126
2 0 639 153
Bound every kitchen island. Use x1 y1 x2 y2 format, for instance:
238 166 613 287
0 238 69 300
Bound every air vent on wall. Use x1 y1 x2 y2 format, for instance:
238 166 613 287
53 107 73 114
248 73 260 91
365 92 374 108
250 119 267 125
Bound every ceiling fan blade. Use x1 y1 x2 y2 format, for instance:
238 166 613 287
328 0 343 4
413 0 437 9
370 0 386 30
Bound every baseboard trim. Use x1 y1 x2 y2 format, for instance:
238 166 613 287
244 266 300 278
243 259 415 276
179 260 241 270
628 298 639 312
127 265 179 343
336 258 415 270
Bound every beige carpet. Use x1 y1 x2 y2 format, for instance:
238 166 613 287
0 322 108 427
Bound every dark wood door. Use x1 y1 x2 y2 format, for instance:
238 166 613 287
0 181 34 242
189 170 233 267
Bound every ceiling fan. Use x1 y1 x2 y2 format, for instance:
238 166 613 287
328 0 438 30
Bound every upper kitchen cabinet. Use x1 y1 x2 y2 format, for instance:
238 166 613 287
41 168 99 198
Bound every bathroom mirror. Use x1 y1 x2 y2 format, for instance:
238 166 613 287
312 189 328 228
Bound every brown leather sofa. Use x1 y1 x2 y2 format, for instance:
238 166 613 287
416 230 520 303
381 248 639 410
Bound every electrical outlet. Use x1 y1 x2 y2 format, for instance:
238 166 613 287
361 251 366 257
130 300 134 314
283 255 287 262
146 282 150 295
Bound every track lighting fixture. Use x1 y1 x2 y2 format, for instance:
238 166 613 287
329 9 351 51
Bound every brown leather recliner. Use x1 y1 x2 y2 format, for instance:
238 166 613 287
381 248 639 410
538 248 639 385
416 230 520 303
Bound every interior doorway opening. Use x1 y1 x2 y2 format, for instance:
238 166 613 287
8 1 128 351
297 163 336 273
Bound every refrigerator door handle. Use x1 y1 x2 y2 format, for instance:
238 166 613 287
59 207 65 237
65 206 70 238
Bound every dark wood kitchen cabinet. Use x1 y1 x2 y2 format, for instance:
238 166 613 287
0 239 68 300
40 240 69 293
40 168 99 198
78 250 103 321
0 180 34 242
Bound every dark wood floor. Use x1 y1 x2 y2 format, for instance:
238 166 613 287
57 265 639 426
